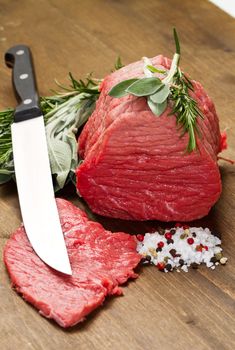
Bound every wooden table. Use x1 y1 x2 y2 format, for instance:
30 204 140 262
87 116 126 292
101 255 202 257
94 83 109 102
0 1 235 349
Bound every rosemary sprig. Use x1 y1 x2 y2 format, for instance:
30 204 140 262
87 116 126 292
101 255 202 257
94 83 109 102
170 68 203 152
0 108 14 183
108 29 203 152
68 72 100 95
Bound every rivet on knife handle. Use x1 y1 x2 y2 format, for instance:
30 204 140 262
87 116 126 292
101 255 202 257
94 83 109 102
5 45 41 122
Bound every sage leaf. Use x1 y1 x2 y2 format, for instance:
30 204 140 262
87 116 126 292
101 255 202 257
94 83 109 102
47 137 72 190
0 168 14 184
126 77 162 96
150 84 170 104
147 98 167 116
109 78 139 98
46 94 96 191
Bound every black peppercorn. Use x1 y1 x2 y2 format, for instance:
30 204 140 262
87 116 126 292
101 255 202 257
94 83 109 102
158 228 165 235
179 259 184 266
210 256 217 264
165 263 172 271
169 249 177 257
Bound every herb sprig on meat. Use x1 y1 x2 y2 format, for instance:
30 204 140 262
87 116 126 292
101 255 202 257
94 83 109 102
109 29 204 152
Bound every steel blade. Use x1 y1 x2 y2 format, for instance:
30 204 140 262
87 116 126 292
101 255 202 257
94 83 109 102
11 116 72 275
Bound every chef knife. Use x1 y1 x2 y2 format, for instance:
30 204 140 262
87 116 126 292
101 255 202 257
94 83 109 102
5 45 72 275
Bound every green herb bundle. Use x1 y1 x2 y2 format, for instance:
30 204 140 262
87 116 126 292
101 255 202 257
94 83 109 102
0 74 101 189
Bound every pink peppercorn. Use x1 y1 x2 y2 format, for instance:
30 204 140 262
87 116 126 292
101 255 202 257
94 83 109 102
157 262 165 271
204 245 208 251
157 241 164 248
175 223 182 228
187 237 194 245
165 232 172 240
137 234 144 242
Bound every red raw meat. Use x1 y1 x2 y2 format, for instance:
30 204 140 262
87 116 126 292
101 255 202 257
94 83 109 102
3 198 140 328
76 55 223 221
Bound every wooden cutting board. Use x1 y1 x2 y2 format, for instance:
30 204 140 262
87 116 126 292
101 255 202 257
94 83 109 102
0 1 235 349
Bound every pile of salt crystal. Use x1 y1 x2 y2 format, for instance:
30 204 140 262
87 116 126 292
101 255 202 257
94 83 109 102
136 226 227 272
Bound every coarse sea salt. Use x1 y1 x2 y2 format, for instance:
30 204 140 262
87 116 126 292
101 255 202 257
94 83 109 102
136 226 227 272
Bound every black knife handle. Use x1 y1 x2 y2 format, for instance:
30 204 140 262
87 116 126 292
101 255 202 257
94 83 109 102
5 45 41 122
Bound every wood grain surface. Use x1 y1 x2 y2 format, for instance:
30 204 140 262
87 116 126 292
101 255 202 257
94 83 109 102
0 1 235 349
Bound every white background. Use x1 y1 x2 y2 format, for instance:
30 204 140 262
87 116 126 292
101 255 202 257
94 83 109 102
209 0 235 17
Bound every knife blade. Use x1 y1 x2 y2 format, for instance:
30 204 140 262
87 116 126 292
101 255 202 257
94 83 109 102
5 45 72 275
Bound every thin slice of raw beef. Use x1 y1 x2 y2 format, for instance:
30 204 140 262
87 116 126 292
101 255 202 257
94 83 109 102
3 198 141 328
76 55 224 221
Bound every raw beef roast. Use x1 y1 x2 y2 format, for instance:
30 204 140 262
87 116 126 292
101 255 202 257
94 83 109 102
4 198 141 328
77 55 224 221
